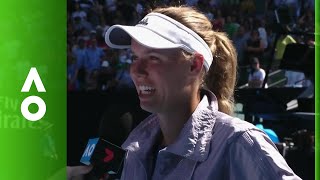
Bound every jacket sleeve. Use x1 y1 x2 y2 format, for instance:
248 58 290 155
226 129 302 180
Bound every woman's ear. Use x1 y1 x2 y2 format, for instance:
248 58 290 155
190 53 204 75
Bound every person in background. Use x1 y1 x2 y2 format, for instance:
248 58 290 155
244 29 264 65
85 38 104 75
67 47 78 91
255 18 268 50
212 9 224 31
223 15 238 38
72 2 87 21
232 25 249 65
248 57 267 88
114 60 135 91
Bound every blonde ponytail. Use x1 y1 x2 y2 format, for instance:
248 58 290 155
204 32 237 114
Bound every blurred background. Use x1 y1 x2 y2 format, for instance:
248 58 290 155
67 0 315 179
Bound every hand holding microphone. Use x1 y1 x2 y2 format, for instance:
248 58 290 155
67 165 93 180
80 137 126 179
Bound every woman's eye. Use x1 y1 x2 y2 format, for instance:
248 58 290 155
131 55 138 62
150 56 160 61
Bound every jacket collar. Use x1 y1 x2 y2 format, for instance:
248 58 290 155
122 89 218 162
165 89 217 162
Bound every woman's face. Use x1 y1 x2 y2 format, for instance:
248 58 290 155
130 40 192 113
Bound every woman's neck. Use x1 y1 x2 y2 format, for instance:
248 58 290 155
157 91 201 146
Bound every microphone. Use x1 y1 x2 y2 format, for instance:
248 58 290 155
80 137 126 179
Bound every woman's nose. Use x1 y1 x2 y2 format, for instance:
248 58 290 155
130 59 148 78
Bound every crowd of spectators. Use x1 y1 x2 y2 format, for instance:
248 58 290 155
67 0 315 91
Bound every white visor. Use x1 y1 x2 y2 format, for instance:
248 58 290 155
105 12 213 71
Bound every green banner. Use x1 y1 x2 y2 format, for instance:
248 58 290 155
316 0 319 180
0 1 66 179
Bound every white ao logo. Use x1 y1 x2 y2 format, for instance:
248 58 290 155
83 144 96 157
21 67 46 121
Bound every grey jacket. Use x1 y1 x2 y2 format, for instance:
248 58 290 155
120 90 301 180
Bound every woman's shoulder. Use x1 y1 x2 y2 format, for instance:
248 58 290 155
210 112 276 149
212 112 279 157
213 111 260 137
209 113 298 179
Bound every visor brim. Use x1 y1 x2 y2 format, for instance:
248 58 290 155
105 25 182 50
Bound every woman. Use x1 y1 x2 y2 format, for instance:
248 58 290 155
69 6 300 180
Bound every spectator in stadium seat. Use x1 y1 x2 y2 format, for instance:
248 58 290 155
72 2 87 21
248 57 267 88
255 18 268 49
67 47 79 91
85 38 104 74
244 29 264 65
72 38 87 74
114 60 135 91
232 25 250 65
212 9 224 31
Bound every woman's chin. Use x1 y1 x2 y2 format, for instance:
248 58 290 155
140 102 158 113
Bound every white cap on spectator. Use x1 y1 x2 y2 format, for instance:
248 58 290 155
101 61 110 67
104 12 213 71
